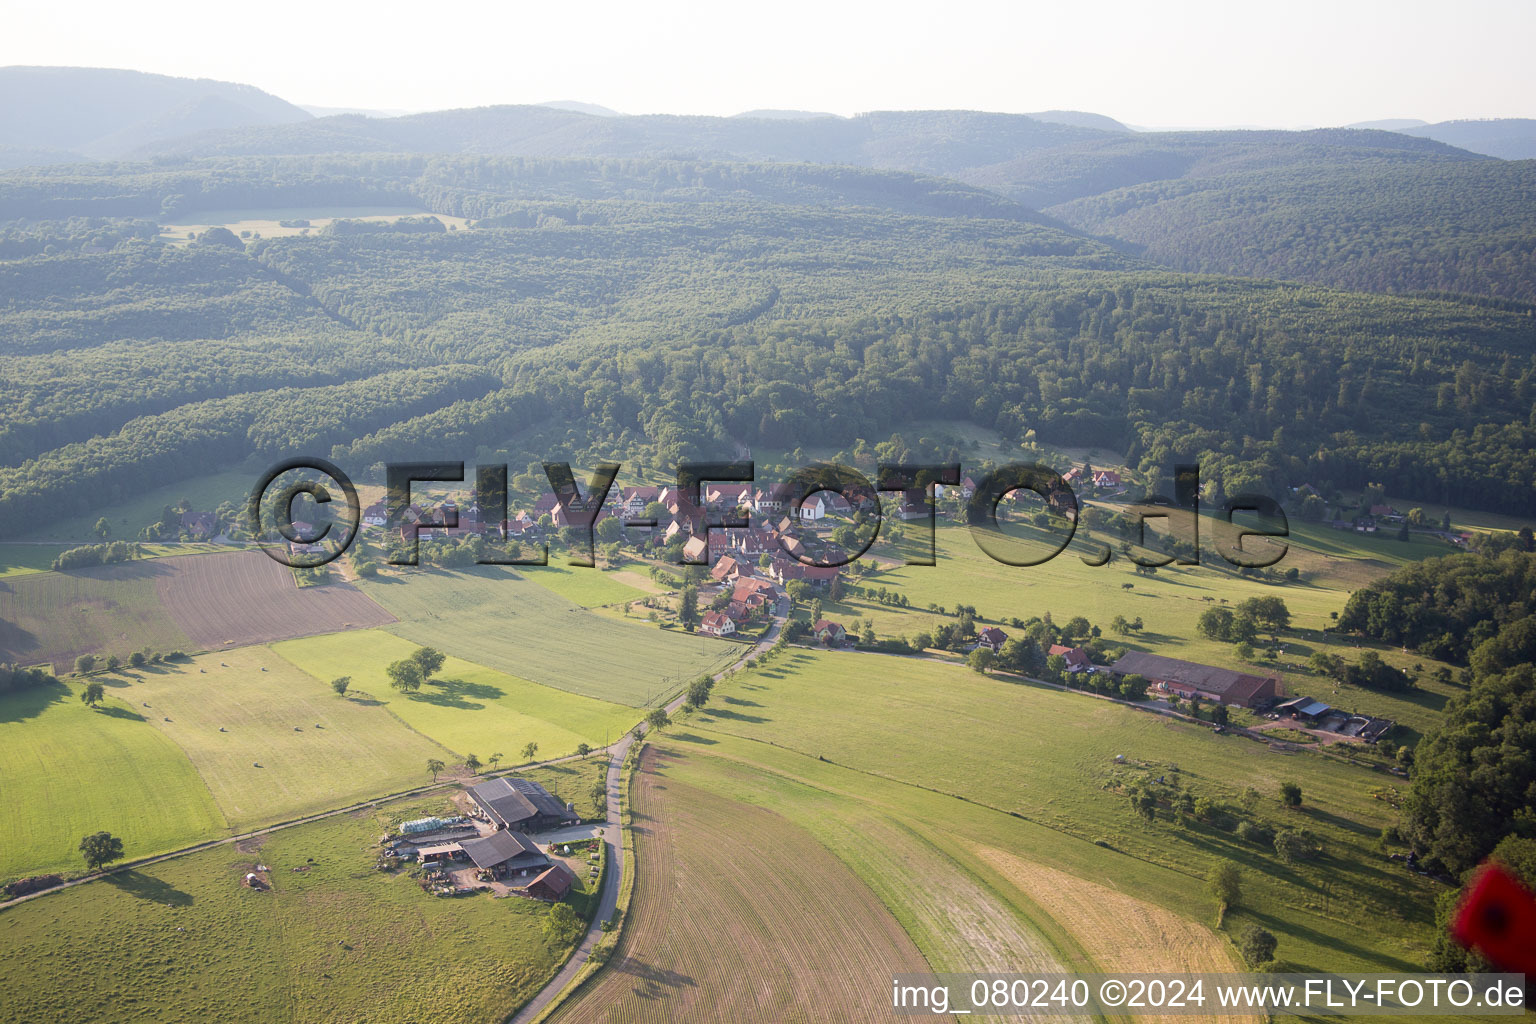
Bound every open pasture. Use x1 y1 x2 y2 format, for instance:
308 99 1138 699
159 206 472 241
520 564 648 608
14 470 251 543
550 744 933 1024
680 650 1446 976
0 792 573 1024
154 550 396 651
121 647 456 829
0 679 226 880
359 566 738 706
272 629 638 760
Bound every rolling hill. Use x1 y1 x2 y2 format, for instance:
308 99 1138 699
0 66 312 160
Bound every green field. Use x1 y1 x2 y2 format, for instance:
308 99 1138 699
0 542 234 580
833 519 1462 735
520 564 648 608
359 566 739 706
15 470 252 543
0 680 227 880
678 648 1447 977
121 648 457 829
272 630 639 759
0 560 193 672
0 791 576 1024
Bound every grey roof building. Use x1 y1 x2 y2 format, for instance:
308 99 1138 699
460 829 550 877
466 777 573 832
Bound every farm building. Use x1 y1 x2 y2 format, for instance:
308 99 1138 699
519 861 577 901
467 777 574 832
1275 696 1331 721
1047 644 1093 673
1109 651 1279 707
461 830 550 881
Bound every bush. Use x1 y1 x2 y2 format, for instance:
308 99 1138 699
1239 924 1277 966
1237 820 1273 845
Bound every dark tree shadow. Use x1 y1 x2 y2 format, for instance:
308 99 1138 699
105 870 193 906
0 680 71 723
92 704 147 722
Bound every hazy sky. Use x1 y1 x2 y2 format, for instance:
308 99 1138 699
4 0 1532 126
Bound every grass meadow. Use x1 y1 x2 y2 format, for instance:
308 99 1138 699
0 792 573 1024
675 648 1449 984
120 648 456 829
0 679 226 880
835 520 1463 737
518 564 649 608
15 470 253 543
272 629 639 760
359 566 739 706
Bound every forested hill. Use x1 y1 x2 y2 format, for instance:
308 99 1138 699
131 106 1113 176
116 104 1536 306
0 155 1064 228
1 150 1534 533
1047 157 1536 303
0 67 312 161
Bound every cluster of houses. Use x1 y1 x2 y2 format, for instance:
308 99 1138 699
383 777 581 901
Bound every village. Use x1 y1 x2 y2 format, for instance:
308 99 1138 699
345 473 1398 748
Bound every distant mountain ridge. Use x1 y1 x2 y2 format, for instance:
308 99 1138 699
0 66 312 159
1400 118 1536 160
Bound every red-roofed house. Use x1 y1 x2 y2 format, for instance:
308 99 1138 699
1048 644 1094 674
699 611 738 637
813 620 847 645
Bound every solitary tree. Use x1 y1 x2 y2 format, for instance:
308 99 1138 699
330 676 351 697
489 752 503 772
81 682 106 707
590 779 608 811
576 742 592 759
94 517 112 540
385 659 424 693
686 678 712 710
464 753 482 775
104 654 121 672
75 653 97 674
1279 781 1303 808
410 646 446 681
968 647 996 674
128 651 146 669
521 741 539 762
1238 924 1277 966
426 758 445 782
79 831 124 872
679 586 698 628
646 708 671 731
1206 862 1242 925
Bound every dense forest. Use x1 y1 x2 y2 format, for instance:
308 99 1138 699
1 153 1534 535
1335 550 1536 939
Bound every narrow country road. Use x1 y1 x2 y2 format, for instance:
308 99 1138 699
505 593 788 1024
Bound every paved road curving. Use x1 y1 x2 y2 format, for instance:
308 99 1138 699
505 595 788 1024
